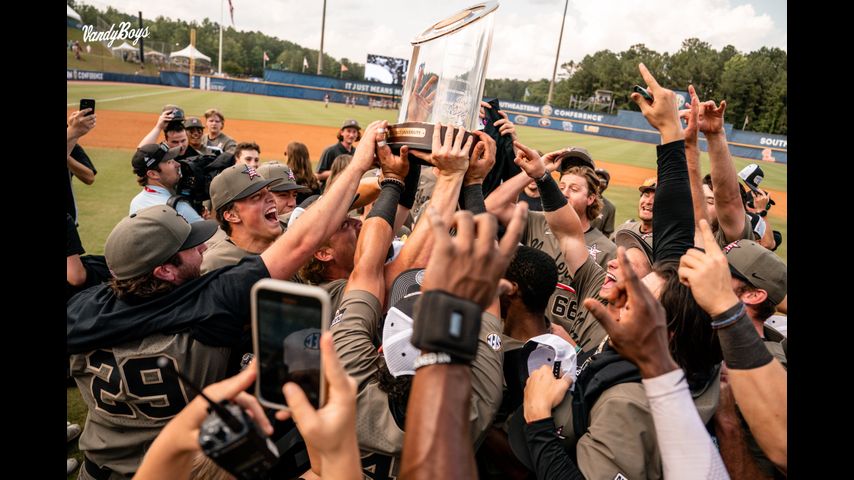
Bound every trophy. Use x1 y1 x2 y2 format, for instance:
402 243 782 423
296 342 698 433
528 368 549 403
386 2 499 165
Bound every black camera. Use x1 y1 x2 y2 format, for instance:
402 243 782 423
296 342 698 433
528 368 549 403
169 151 236 214
199 400 279 479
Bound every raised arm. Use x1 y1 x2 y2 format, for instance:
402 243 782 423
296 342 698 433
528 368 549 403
514 141 589 274
346 137 410 304
260 121 383 280
138 110 174 148
67 109 96 157
680 85 710 246
679 220 787 473
697 95 745 243
384 123 471 291
400 205 528 480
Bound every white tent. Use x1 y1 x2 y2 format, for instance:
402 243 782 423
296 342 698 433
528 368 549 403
67 5 82 22
111 42 138 53
170 45 212 62
144 49 167 58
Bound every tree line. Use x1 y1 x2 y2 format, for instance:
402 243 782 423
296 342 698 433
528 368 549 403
485 40 786 134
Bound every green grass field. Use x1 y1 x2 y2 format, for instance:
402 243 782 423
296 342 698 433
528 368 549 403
66 82 787 477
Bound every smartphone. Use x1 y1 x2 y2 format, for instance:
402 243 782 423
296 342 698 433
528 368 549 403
251 279 330 410
632 85 653 102
79 98 96 116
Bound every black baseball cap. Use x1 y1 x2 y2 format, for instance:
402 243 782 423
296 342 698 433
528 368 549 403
132 143 181 176
558 147 594 172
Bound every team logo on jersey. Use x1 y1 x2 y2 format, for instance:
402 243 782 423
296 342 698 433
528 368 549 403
587 243 601 260
613 474 628 480
304 332 321 349
486 333 502 351
722 241 742 253
243 165 260 180
331 308 346 327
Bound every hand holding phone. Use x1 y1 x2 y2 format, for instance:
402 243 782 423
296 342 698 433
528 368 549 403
251 279 330 410
79 98 96 116
632 85 653 102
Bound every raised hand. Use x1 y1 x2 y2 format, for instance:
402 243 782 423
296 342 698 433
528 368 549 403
677 219 740 316
630 63 684 144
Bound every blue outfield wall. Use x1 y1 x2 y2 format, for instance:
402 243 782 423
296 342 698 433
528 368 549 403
68 68 787 164
497 100 787 164
67 69 162 85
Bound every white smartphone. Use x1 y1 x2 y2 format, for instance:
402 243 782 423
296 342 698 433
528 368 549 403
251 279 331 411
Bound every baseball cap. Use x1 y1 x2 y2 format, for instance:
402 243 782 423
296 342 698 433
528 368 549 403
638 177 657 194
594 168 610 184
737 163 765 194
132 143 181 176
283 328 322 373
256 161 312 193
521 334 578 381
381 292 422 377
387 268 426 309
614 229 653 266
162 104 185 121
209 164 275 212
104 206 218 280
558 147 594 172
183 116 204 130
340 119 361 130
722 239 787 305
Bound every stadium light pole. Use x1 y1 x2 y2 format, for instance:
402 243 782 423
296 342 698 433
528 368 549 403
547 0 569 106
318 0 326 75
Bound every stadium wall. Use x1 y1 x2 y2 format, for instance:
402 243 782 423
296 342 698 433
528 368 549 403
67 68 787 164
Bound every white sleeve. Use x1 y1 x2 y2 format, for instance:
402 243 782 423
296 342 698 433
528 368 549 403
642 369 730 480
176 201 204 223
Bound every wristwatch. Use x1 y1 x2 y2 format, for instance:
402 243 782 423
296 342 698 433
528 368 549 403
413 352 454 370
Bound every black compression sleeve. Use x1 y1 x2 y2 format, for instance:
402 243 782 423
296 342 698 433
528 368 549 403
714 305 774 370
652 140 694 262
536 175 568 212
399 163 421 209
366 181 403 228
525 418 586 480
460 183 487 215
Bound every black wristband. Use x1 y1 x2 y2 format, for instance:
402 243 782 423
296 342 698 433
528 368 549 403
411 290 483 363
535 174 568 212
366 180 403 229
715 304 774 370
460 183 487 215
399 163 421 209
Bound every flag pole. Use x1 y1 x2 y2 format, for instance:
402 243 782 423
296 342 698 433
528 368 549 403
218 0 223 74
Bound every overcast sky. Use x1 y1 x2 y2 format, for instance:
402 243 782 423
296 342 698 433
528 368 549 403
74 0 786 81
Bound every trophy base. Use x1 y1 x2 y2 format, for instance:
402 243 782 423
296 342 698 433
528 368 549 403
387 122 479 166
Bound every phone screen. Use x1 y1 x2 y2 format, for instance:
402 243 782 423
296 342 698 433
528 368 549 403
256 288 323 408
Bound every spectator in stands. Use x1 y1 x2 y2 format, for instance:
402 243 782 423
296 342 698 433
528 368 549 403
129 144 203 223
317 119 361 188
285 141 322 203
204 108 237 154
233 142 261 170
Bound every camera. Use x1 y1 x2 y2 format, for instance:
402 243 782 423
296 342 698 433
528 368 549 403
199 401 280 479
169 151 236 214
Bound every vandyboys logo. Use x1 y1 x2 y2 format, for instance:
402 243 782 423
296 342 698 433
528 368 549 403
82 22 150 47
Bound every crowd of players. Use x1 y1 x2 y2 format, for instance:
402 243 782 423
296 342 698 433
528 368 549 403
66 63 787 479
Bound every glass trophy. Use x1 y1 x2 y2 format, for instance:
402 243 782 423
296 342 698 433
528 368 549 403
386 2 498 165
